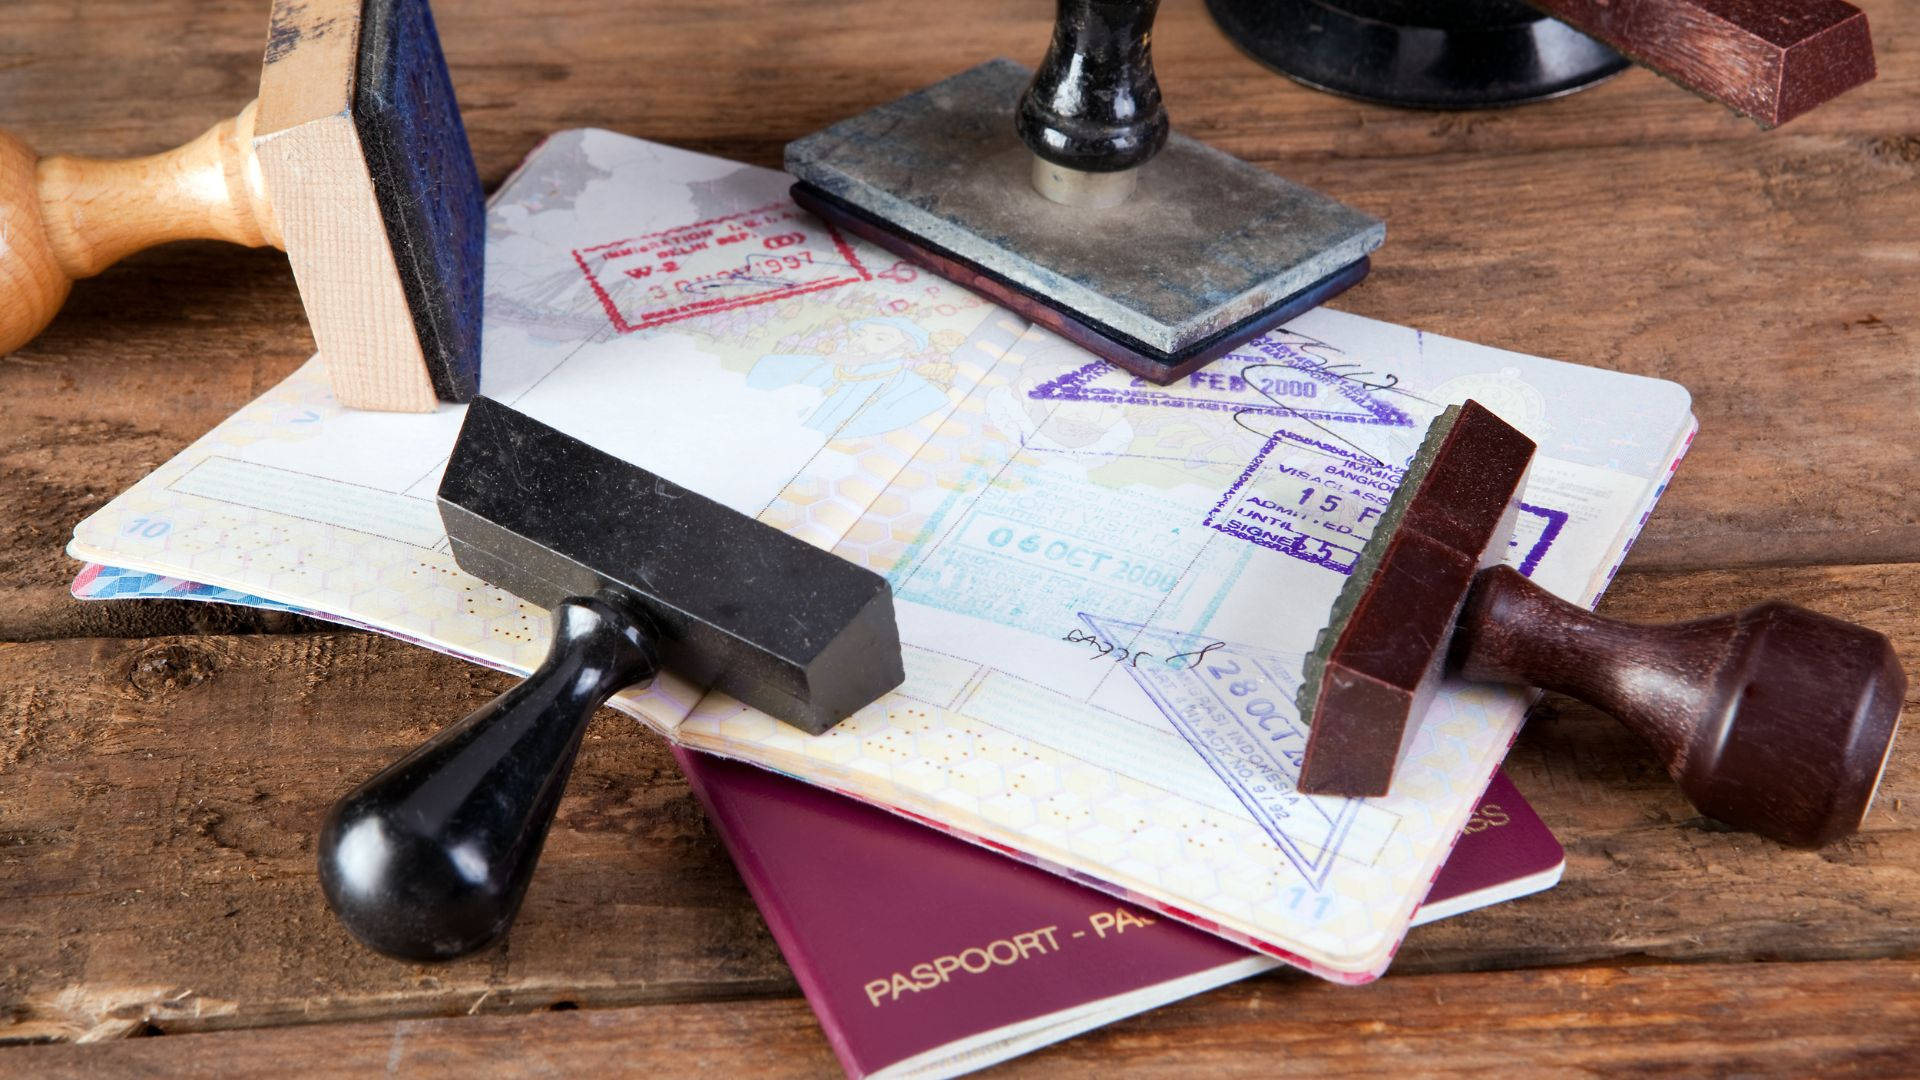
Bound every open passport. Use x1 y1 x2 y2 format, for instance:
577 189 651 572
68 128 1695 982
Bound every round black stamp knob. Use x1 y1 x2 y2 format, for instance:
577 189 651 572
1016 0 1171 179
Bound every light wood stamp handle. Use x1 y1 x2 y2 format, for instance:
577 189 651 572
0 102 282 353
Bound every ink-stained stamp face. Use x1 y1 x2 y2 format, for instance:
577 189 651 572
572 201 871 334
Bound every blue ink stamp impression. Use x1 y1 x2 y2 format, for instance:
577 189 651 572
1079 615 1371 892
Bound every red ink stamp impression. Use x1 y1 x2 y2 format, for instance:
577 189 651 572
572 202 871 333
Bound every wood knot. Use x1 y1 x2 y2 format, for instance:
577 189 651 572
1866 134 1920 168
127 642 219 696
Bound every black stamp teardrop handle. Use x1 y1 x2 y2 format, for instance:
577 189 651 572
317 594 659 961
1017 0 1169 206
1454 566 1906 847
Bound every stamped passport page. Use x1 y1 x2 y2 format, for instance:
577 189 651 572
674 319 1693 980
72 128 1024 722
71 128 1695 982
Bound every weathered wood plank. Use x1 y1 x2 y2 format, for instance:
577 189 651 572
0 633 790 1044
0 562 1913 1042
9 960 1918 1077
1013 960 1920 1077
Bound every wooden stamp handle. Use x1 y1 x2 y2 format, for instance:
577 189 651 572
1524 0 1875 127
1017 0 1169 177
1454 565 1905 846
0 102 281 353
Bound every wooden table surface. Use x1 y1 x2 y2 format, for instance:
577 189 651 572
3 0 1918 1074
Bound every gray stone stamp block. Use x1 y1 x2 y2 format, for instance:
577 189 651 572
787 59 1384 357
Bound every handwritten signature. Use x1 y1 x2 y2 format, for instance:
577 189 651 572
679 268 803 295
1063 628 1225 670
1230 332 1436 467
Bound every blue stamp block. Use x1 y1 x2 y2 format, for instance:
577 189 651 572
354 0 485 402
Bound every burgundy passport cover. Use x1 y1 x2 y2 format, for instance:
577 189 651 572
676 749 1563 1079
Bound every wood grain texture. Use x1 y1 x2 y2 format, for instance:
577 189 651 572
0 241 316 645
1529 0 1876 126
1 0 1917 1069
0 0 479 412
0 562 1912 1043
0 132 71 361
0 633 791 1044
35 103 279 279
1317 131 1920 571
10 961 1918 1076
1 0 1909 167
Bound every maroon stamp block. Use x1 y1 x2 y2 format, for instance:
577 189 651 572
572 201 872 334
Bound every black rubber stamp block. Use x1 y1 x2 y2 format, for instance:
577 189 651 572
438 398 904 733
319 398 903 961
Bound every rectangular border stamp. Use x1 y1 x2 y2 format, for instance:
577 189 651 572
1078 613 1389 893
1204 432 1567 576
572 201 871 334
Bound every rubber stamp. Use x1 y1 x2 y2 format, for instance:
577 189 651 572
1297 401 1905 848
0 0 483 412
317 399 905 960
1209 0 1874 127
785 0 1383 385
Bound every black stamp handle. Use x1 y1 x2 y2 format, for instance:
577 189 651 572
1016 0 1169 173
317 593 659 960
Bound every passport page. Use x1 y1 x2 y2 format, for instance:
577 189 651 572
674 312 1694 981
68 129 1026 726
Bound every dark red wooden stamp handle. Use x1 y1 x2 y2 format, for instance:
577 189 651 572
1454 565 1906 847
1524 0 1875 127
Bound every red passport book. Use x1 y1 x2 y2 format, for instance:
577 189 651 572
676 749 1563 1080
